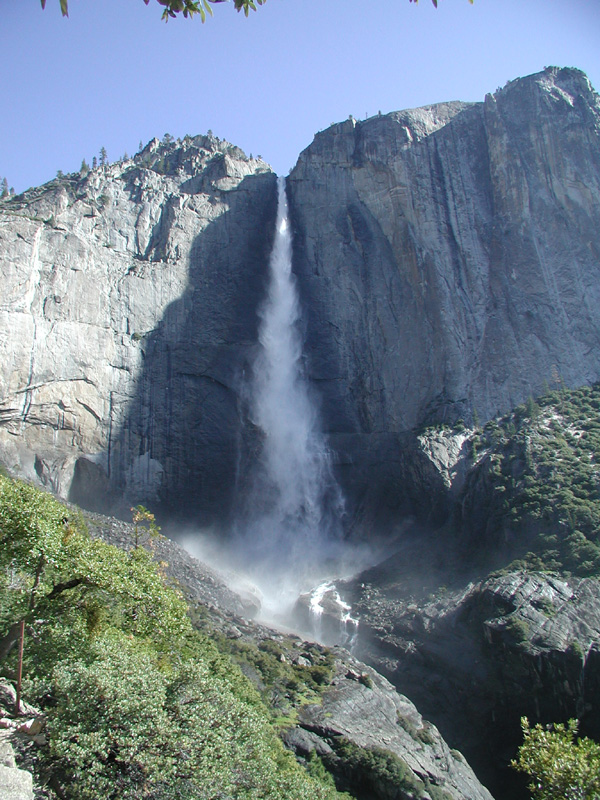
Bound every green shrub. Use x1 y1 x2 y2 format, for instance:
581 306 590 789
44 632 343 800
425 785 454 800
466 383 600 578
505 617 531 644
512 717 600 800
569 641 584 660
415 722 436 746
326 737 425 798
0 475 346 800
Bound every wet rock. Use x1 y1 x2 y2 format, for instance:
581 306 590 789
294 581 359 647
350 568 600 799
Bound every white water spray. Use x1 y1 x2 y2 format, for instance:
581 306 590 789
241 177 344 598
307 581 359 648
181 178 374 641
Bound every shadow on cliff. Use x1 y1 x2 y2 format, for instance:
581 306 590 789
68 162 456 546
69 171 278 526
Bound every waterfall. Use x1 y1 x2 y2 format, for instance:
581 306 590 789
240 176 343 588
180 175 362 640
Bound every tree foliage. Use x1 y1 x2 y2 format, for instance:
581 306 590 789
131 504 161 549
512 717 600 800
46 633 340 800
40 0 265 22
42 0 472 23
0 474 190 657
467 383 600 577
0 473 345 799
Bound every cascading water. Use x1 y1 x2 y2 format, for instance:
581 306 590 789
306 581 359 648
237 176 349 621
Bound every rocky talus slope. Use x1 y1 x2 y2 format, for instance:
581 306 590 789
3 507 493 800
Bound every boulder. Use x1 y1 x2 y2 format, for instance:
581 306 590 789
292 653 494 800
0 764 33 800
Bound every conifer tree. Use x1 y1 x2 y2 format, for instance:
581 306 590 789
92 156 97 169
80 158 89 175
99 146 107 166
1 178 8 198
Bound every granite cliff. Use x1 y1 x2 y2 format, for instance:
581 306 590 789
1 67 599 525
0 136 276 521
288 65 600 527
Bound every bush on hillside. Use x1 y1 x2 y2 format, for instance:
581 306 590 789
512 717 600 800
0 474 347 799
467 383 600 577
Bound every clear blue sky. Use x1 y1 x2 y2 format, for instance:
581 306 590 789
1 0 599 193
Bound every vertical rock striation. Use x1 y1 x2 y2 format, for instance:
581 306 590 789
288 67 600 525
1 68 600 525
0 136 276 520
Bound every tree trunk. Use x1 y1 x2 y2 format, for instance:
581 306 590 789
0 621 21 662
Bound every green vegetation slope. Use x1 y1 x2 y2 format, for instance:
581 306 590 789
0 472 346 800
463 383 600 577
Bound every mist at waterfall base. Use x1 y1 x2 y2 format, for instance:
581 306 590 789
180 178 370 641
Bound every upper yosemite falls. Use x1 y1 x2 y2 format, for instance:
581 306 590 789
1 66 599 526
2 65 600 799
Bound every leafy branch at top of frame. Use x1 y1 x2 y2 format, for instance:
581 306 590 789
41 0 472 23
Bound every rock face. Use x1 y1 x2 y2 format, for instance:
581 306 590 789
0 681 40 800
347 564 600 799
1 68 600 526
286 654 494 800
0 764 33 800
0 136 276 521
289 66 600 523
